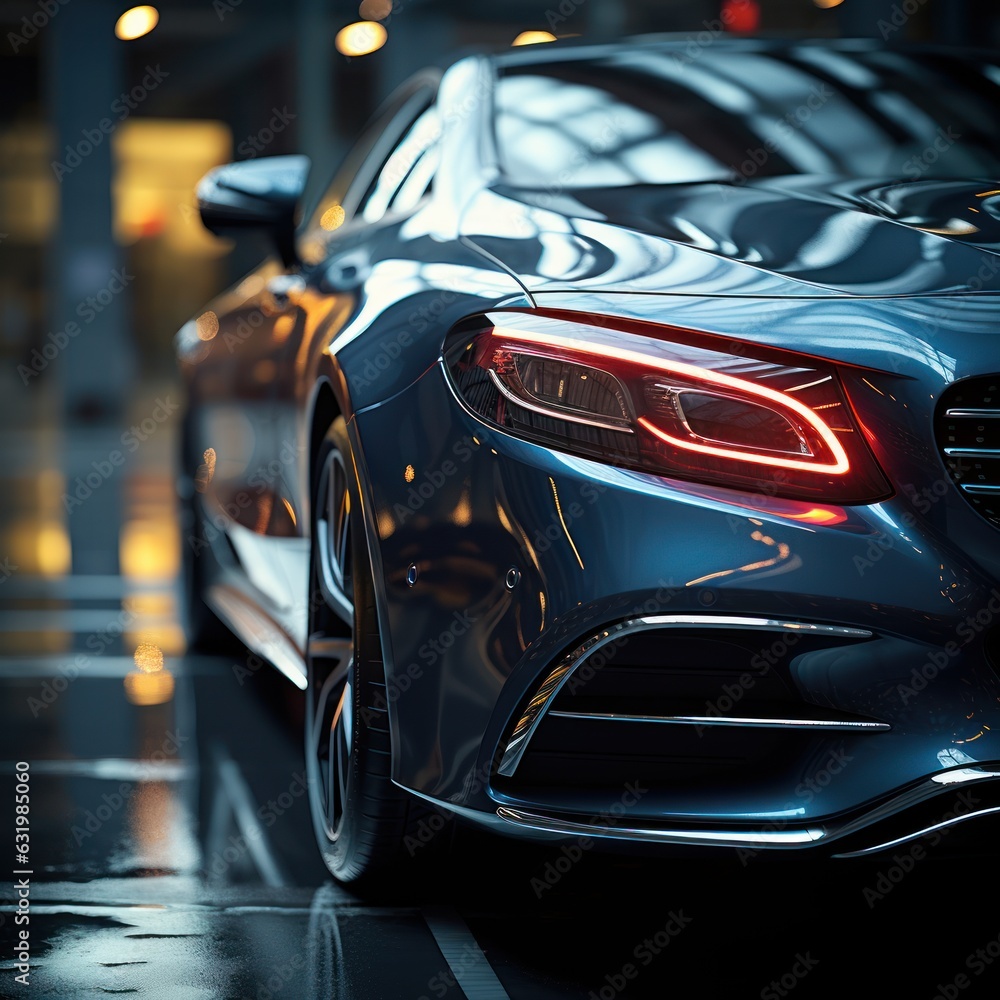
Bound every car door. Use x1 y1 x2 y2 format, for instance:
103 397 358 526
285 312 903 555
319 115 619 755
206 74 446 650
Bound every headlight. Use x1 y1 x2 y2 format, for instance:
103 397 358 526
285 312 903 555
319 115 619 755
444 312 891 504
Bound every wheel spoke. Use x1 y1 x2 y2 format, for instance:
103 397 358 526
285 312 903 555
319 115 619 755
316 451 354 627
335 694 350 821
308 635 352 662
327 721 339 831
310 652 353 757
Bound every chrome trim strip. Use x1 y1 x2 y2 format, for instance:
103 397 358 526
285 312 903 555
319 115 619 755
207 584 308 690
944 448 1000 457
496 615 873 778
487 368 633 434
930 766 1000 785
944 408 1000 418
961 484 1000 495
316 515 354 625
833 806 1000 858
496 806 825 846
546 710 890 731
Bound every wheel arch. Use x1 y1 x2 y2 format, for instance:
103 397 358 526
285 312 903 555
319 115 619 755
306 371 403 779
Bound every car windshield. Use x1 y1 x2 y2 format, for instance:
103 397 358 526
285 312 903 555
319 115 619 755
495 44 1000 186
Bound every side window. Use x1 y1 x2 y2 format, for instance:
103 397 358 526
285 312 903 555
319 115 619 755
299 79 439 263
360 107 441 224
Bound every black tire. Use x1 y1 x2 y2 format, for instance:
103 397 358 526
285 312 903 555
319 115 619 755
305 416 450 886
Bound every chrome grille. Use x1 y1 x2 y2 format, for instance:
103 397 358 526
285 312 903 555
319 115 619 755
936 376 1000 530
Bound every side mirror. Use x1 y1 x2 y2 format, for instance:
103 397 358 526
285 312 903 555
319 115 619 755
197 154 310 267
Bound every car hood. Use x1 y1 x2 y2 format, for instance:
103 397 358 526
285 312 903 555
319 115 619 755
460 176 1000 298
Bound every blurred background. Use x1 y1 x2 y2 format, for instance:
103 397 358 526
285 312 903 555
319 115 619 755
1 6 999 994
0 0 996 641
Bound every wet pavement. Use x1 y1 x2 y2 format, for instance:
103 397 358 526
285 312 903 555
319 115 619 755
2 380 1000 999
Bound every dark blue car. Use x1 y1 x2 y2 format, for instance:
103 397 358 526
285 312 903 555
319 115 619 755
177 35 1000 885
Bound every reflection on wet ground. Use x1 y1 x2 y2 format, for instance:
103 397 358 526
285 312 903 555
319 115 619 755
1 382 999 998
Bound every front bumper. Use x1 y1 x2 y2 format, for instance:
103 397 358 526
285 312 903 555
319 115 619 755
354 348 1000 852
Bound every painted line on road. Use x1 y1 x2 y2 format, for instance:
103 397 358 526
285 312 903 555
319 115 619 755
0 610 175 631
0 758 190 781
0 575 174 598
422 905 511 1000
209 742 289 889
0 655 233 678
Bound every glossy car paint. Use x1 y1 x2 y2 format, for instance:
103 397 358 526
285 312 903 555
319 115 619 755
178 37 1000 855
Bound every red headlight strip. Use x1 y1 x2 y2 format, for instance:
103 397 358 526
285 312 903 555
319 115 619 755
492 325 851 475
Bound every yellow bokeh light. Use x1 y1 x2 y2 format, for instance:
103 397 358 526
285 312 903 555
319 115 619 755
36 522 71 577
134 640 165 674
124 670 175 706
320 205 346 231
452 493 472 526
404 464 415 483
359 0 392 20
376 509 395 538
115 5 159 40
195 311 219 341
335 21 387 57
813 0 844 7
512 30 557 46
195 447 216 493
120 519 179 581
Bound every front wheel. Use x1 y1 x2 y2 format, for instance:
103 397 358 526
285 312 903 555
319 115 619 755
305 417 449 886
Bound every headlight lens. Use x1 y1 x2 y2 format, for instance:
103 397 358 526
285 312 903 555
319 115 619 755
444 312 891 504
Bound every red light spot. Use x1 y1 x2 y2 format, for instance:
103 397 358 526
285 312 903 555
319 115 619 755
722 0 760 34
137 213 165 238
783 506 848 526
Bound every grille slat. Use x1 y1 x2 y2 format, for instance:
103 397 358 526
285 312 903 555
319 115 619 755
936 376 1000 530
